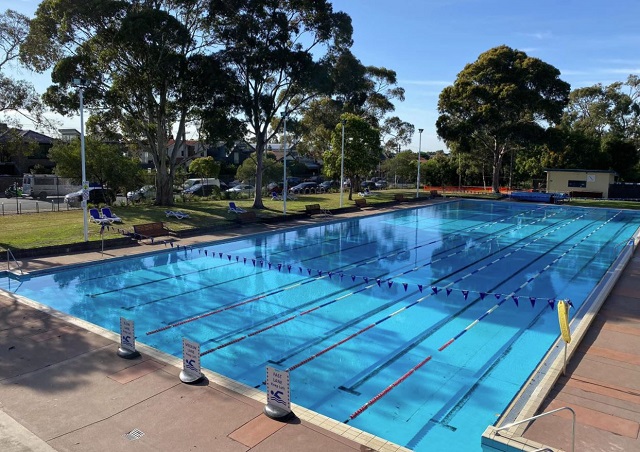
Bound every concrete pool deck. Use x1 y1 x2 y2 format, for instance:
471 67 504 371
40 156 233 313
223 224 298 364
1 200 639 451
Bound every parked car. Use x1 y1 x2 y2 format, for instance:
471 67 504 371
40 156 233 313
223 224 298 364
319 180 339 191
64 187 116 205
290 182 318 194
183 183 220 197
361 180 377 190
226 184 255 194
126 185 156 202
374 180 388 189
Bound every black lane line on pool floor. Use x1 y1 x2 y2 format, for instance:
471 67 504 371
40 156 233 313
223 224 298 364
144 206 551 335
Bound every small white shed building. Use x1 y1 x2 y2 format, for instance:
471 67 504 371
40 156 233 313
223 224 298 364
545 169 617 198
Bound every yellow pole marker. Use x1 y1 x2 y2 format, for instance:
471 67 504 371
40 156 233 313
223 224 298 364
557 299 571 343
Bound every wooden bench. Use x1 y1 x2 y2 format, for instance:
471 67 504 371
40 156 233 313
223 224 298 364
133 222 170 238
236 211 258 224
354 198 367 208
305 204 331 216
394 193 406 202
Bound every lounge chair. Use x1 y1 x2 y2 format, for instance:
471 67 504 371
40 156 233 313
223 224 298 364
271 191 282 201
228 202 247 213
101 207 122 223
165 210 190 219
358 188 373 197
89 208 112 224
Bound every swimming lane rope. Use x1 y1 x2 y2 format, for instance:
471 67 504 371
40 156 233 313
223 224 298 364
345 211 620 422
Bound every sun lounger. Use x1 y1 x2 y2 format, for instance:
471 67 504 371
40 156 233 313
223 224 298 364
89 208 112 224
101 207 122 223
228 202 247 213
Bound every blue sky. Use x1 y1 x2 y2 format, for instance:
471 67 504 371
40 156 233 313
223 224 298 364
5 0 640 151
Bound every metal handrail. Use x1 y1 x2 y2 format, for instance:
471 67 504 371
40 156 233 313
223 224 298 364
495 406 575 452
6 249 23 275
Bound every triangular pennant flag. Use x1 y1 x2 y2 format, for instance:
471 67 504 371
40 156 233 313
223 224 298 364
227 255 232 261
307 268 312 275
351 275 356 282
512 295 519 307
318 270 323 276
339 272 344 279
567 300 574 308
363 276 369 283
259 260 264 267
236 256 239 262
278 264 282 271
479 292 486 300
403 282 408 291
170 242 174 248
243 257 247 264
388 280 393 288
219 252 223 258
252 259 256 266
287 265 291 272
268 262 272 269
204 250 208 256
548 298 555 310
328 271 333 279
494 293 501 300
418 284 423 293
198 249 201 254
376 279 382 287
446 288 453 296
462 290 469 300
299 267 303 273
529 297 536 308
431 286 439 294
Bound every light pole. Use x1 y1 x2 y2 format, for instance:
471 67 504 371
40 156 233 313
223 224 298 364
340 119 346 207
416 128 423 198
281 111 287 215
73 78 89 242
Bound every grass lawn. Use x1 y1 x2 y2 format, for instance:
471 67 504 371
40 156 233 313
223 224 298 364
0 189 415 250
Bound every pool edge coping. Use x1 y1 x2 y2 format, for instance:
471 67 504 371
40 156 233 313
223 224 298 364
1 290 412 452
481 229 640 451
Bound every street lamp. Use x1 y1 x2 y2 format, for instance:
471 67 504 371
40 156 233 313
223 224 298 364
73 78 89 242
340 118 346 208
416 128 423 198
281 111 287 215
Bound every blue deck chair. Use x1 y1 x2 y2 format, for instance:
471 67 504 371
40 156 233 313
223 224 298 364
228 202 247 213
101 207 122 223
89 208 112 224
271 191 282 201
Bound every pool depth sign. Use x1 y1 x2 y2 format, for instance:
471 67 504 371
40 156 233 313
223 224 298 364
264 366 291 419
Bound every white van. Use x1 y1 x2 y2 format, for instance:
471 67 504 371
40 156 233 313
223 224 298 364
182 178 221 190
22 174 82 200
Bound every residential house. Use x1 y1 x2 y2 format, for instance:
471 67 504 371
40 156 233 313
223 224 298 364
0 123 55 175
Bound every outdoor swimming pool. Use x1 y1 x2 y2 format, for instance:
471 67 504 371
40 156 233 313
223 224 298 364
3 199 640 451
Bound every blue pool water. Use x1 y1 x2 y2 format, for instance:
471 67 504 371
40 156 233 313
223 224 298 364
3 200 640 451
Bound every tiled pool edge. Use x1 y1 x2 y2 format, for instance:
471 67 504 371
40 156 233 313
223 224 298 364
2 291 411 452
481 231 640 452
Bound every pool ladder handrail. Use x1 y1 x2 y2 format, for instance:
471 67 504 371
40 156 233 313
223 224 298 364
495 406 575 452
6 249 23 275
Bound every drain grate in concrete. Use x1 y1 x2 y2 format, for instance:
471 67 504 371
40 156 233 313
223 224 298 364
124 428 145 441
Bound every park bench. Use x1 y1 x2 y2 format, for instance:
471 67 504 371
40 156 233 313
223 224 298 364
133 222 170 238
354 198 367 208
305 204 331 216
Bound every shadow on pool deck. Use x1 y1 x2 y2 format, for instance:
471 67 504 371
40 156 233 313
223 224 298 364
1 199 639 452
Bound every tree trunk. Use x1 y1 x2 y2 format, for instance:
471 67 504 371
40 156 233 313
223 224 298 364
491 140 505 194
252 131 266 209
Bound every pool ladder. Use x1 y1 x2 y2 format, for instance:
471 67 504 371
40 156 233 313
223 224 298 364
495 406 575 452
6 249 23 275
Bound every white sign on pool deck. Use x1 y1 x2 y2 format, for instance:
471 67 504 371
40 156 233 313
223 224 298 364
266 366 291 413
180 338 203 383
119 317 136 352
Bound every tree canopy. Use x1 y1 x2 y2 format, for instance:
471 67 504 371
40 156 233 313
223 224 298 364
21 0 236 205
436 45 571 192
208 0 353 208
325 113 382 199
